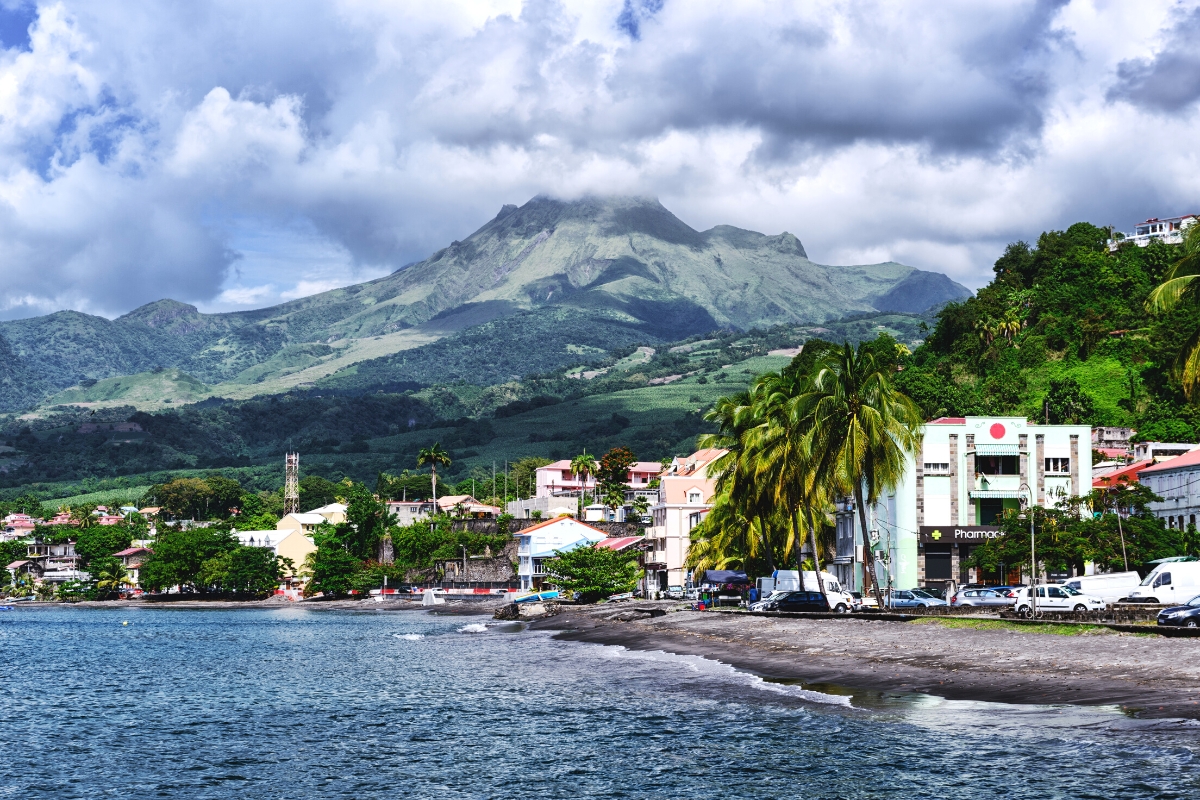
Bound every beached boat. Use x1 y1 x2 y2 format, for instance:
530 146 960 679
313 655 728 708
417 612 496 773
513 590 559 604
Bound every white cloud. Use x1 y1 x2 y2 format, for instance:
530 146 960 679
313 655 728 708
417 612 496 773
0 0 1197 320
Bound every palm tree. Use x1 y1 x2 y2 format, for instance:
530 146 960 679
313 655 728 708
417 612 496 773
630 495 651 524
416 443 452 505
743 370 833 602
602 482 627 519
1147 223 1200 400
794 343 923 609
95 564 131 597
569 451 598 518
699 391 778 575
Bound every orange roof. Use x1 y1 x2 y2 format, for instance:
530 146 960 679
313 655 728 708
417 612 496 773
1141 449 1200 474
514 516 608 537
1094 461 1151 487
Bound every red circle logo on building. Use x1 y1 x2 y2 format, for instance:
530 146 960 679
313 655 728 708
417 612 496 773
990 423 1006 439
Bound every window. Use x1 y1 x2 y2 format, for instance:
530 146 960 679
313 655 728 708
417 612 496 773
1045 457 1070 474
687 491 702 504
923 462 950 474
977 455 1019 475
1048 587 1068 598
1157 572 1172 587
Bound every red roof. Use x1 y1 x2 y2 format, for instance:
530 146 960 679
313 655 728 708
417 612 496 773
929 417 966 425
1095 447 1130 459
1093 461 1151 488
113 547 152 557
1140 449 1200 474
596 536 645 551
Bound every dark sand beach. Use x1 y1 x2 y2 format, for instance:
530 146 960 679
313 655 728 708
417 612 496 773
533 604 1200 720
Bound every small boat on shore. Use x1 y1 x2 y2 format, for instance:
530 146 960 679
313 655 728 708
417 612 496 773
513 590 559 604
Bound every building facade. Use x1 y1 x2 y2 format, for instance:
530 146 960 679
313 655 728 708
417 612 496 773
513 516 608 591
533 460 662 498
1138 449 1200 532
643 448 724 592
833 417 1093 594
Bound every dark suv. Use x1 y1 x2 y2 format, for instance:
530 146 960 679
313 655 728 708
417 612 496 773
767 591 829 613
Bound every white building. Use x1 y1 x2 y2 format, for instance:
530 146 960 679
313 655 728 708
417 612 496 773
1133 441 1200 463
1109 214 1197 250
834 417 1093 594
1139 449 1200 532
644 448 725 592
513 516 607 590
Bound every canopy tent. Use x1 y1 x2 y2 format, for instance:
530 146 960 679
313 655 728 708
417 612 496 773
703 570 750 585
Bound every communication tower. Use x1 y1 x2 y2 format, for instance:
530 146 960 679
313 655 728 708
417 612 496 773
284 452 300 515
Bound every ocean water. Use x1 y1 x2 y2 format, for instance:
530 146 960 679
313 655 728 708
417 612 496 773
1 606 1198 799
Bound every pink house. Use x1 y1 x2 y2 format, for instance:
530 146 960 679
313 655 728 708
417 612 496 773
534 460 664 498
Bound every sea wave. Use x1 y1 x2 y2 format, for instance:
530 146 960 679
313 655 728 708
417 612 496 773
457 623 489 634
394 633 425 641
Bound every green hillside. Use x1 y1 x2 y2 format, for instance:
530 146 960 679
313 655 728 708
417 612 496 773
49 369 212 410
0 310 933 500
0 195 968 412
896 222 1200 440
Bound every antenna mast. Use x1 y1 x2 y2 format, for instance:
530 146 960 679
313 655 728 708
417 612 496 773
284 452 300 515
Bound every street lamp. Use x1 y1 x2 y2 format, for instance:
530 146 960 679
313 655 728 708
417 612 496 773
1107 485 1130 572
1017 482 1036 618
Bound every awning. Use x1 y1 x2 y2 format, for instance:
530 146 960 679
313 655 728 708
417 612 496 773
703 569 750 585
975 444 1020 456
968 490 1024 499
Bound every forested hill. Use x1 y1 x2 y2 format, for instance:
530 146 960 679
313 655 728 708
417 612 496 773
895 222 1200 440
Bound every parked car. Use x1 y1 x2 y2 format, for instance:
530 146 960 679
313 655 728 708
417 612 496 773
951 588 1013 608
1012 585 1106 616
889 589 947 608
1156 595 1200 627
665 585 685 600
752 590 851 613
918 586 947 600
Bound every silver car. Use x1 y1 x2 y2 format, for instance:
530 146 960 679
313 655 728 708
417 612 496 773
950 588 1012 608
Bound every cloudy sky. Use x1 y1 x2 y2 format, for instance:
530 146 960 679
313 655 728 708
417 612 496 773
0 0 1197 320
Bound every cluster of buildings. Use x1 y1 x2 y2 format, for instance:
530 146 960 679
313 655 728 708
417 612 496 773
1107 213 1197 251
8 412 1200 599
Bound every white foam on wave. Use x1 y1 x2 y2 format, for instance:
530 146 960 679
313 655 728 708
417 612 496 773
599 644 851 707
394 633 425 641
457 623 489 634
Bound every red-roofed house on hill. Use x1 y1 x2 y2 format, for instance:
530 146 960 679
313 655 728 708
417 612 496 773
1139 448 1200 532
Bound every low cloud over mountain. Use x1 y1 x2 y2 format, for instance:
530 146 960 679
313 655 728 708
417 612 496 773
0 1 1195 319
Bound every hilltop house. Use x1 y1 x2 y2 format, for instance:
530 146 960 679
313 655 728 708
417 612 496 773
385 495 501 527
1109 214 1197 250
508 458 663 519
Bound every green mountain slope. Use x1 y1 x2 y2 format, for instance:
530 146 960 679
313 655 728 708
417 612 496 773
0 195 969 412
897 222 1200 441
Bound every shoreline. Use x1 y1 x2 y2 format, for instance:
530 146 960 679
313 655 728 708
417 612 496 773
531 604 1200 721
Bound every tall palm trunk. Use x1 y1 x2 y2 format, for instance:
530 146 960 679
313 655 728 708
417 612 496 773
854 483 885 608
431 465 437 504
805 506 827 604
790 512 806 591
758 516 775 574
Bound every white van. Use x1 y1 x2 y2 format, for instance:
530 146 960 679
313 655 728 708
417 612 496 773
1062 572 1142 604
755 570 854 611
1123 562 1200 604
